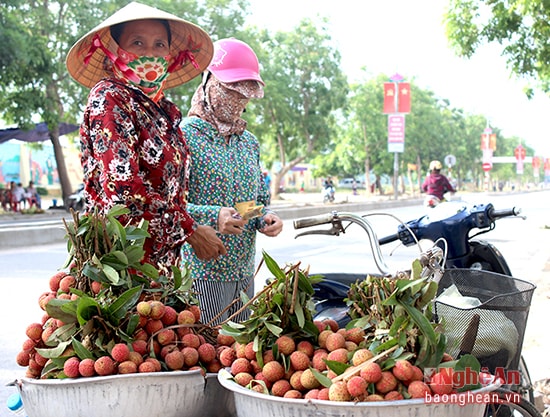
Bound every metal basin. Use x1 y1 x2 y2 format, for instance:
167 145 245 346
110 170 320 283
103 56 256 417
218 369 500 417
18 370 206 417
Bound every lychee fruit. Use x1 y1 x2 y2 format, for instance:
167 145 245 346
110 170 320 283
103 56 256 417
289 351 310 371
136 301 152 317
25 323 43 341
312 350 329 371
429 369 453 395
352 348 374 366
328 380 351 401
375 371 398 394
346 375 368 397
327 347 348 363
300 368 320 390
325 332 346 352
262 360 285 383
118 360 138 374
149 301 165 320
392 359 414 381
322 318 339 332
59 275 76 293
161 306 178 326
165 350 185 370
216 333 235 347
63 357 80 378
359 361 383 383
296 340 315 358
271 379 292 397
181 333 200 349
284 389 302 399
177 309 195 325
385 390 404 400
197 343 216 364
111 343 130 362
182 347 199 367
49 271 67 292
78 358 96 377
408 380 432 398
156 329 176 346
94 356 115 376
219 346 236 367
231 357 252 375
234 372 254 387
275 335 295 356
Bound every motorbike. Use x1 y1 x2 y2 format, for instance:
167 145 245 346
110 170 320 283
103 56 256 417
293 201 524 325
293 202 540 416
67 183 85 213
322 185 335 203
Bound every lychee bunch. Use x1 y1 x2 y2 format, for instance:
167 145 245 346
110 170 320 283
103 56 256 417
223 318 486 402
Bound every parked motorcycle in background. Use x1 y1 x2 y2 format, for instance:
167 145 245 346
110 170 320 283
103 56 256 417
67 183 85 213
322 177 335 203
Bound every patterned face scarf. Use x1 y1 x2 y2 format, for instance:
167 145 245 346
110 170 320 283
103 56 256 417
188 75 251 138
113 46 170 102
84 33 200 103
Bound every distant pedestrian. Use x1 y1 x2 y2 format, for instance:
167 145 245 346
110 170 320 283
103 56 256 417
352 179 357 195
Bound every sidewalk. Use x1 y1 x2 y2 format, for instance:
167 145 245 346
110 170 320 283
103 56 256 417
0 191 423 250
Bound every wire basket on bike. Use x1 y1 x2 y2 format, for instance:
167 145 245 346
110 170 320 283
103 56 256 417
434 269 536 375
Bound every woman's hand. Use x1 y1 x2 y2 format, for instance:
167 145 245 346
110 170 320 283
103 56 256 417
217 207 247 235
186 224 226 261
259 213 283 237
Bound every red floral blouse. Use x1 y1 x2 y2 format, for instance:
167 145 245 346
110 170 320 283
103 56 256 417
79 78 196 274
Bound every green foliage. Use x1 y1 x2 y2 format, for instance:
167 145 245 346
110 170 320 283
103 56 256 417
36 205 196 378
444 0 550 94
220 251 320 362
345 260 446 368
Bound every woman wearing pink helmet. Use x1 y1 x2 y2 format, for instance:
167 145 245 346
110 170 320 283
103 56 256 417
181 38 283 325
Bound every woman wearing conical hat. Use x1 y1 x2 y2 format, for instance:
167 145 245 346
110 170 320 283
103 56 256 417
66 2 226 275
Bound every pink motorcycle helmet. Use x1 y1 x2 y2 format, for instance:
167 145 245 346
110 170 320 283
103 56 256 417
207 38 264 98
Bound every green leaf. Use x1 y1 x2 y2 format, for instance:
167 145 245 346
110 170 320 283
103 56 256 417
294 300 305 328
133 262 159 280
297 271 314 294
76 295 101 326
324 359 350 375
264 321 283 337
454 354 482 392
172 265 182 290
399 300 437 346
72 338 95 360
35 340 72 359
261 250 286 281
45 298 78 324
107 204 130 218
102 263 121 285
310 367 333 387
124 245 146 265
108 286 142 322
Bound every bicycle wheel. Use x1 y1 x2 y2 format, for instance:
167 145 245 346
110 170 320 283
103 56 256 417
484 388 542 417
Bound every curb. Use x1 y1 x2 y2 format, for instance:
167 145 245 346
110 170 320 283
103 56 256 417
0 197 423 250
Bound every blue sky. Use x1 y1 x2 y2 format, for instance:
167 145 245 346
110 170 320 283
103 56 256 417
245 0 550 158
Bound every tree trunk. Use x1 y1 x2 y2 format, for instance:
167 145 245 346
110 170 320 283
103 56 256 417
50 129 72 206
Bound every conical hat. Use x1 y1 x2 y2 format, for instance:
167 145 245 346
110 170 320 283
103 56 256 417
66 2 213 89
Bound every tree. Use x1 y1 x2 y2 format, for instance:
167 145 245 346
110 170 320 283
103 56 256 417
251 19 349 198
444 0 550 95
0 0 247 204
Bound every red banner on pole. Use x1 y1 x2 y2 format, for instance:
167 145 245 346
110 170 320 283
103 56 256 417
383 83 396 114
397 83 411 113
383 82 411 114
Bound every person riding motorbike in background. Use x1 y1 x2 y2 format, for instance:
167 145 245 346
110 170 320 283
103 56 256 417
421 160 456 203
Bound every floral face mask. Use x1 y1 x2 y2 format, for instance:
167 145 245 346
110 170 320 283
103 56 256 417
113 46 170 102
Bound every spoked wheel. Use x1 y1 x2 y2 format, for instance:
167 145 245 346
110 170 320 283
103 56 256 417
483 388 542 417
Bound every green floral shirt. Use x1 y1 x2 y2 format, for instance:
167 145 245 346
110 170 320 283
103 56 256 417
181 117 271 282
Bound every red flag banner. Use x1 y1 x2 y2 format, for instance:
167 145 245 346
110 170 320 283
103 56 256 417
383 83 396 114
397 83 411 113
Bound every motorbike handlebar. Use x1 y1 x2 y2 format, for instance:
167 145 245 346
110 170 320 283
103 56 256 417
293 212 391 276
293 213 335 229
489 206 522 220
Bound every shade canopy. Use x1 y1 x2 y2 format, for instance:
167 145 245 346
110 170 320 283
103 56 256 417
0 122 79 145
